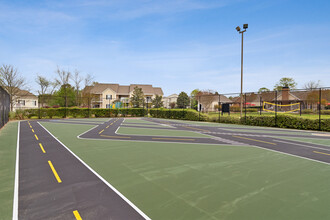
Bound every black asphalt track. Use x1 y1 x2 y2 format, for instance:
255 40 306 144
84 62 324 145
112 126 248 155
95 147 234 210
18 120 147 220
78 117 330 164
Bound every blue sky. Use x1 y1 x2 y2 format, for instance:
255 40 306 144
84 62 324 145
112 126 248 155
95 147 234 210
0 0 329 96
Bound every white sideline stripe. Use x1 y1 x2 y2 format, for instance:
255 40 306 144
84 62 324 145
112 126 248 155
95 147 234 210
248 143 330 166
37 122 151 220
273 139 330 152
78 125 100 137
12 121 20 220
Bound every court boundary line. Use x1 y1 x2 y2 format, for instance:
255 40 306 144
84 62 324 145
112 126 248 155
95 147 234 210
74 119 330 165
273 139 330 152
115 126 210 139
12 121 20 220
38 122 151 220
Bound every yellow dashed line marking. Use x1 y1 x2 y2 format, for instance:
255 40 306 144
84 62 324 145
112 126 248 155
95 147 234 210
152 137 195 141
313 151 330 156
73 210 82 220
100 135 131 139
99 129 104 134
182 126 209 132
29 125 32 128
32 129 35 133
34 134 39 140
39 143 46 153
106 126 109 128
48 161 62 183
232 135 276 145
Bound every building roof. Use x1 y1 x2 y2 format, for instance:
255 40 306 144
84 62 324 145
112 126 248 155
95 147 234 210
231 89 330 103
199 94 232 103
83 83 164 96
12 88 37 98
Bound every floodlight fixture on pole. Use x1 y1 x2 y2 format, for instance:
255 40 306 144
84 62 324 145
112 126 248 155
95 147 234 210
236 23 248 118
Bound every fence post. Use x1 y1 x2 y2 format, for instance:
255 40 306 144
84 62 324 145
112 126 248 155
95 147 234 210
147 98 149 118
319 88 321 131
65 96 67 118
38 96 41 119
300 102 302 116
244 93 247 123
198 96 200 121
109 98 111 118
260 96 262 115
275 90 277 127
88 97 90 118
218 95 220 123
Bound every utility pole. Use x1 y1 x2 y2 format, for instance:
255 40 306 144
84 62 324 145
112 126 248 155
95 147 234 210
236 24 248 118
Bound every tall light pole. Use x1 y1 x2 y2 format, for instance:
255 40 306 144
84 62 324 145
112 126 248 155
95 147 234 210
236 24 248 118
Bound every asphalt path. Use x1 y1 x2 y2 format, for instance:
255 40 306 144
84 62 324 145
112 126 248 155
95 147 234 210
18 120 148 220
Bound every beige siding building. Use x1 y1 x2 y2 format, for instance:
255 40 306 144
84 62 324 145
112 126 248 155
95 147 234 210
83 83 163 108
163 94 178 108
12 89 38 111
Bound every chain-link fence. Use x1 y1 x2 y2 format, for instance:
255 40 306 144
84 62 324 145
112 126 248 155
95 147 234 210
0 86 10 128
8 87 330 130
192 87 330 130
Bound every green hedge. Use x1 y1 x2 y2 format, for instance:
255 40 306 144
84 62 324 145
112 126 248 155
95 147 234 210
149 108 208 121
149 108 330 131
230 107 259 112
14 108 147 119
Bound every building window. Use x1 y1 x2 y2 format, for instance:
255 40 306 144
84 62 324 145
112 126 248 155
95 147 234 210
18 100 25 106
33 101 37 106
106 95 112 100
106 104 111 109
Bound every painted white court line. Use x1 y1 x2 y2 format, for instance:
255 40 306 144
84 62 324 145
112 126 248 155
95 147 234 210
12 121 20 220
312 133 330 137
38 122 151 220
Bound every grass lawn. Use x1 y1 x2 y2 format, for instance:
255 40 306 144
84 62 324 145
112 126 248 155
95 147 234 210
0 122 18 220
41 121 330 220
117 126 209 138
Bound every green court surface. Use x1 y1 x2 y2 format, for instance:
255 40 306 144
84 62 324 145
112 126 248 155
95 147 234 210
117 126 209 138
0 122 17 220
40 122 330 220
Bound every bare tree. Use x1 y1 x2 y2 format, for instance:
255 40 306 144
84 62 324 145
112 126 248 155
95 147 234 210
84 73 94 88
36 75 50 95
71 70 83 105
304 80 321 90
49 81 59 95
55 67 71 86
0 64 26 111
55 67 72 107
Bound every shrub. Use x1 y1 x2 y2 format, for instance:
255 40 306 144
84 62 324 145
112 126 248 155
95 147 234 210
149 108 207 121
301 109 314 114
230 106 258 112
321 110 330 115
